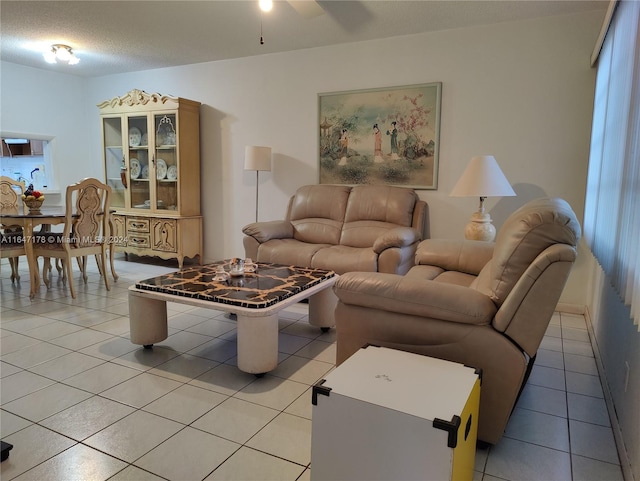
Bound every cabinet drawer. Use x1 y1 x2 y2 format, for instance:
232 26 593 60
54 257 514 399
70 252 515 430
127 218 150 233
127 234 151 249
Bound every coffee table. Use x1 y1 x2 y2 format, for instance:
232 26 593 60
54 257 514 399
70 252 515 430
128 261 338 375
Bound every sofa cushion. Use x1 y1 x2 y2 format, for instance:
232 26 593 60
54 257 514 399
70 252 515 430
407 264 476 287
405 265 445 281
257 239 330 266
290 185 351 245
475 197 581 305
312 245 378 274
341 185 418 247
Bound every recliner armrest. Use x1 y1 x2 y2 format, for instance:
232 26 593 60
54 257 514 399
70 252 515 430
242 220 294 243
334 272 496 325
372 227 421 254
415 239 495 275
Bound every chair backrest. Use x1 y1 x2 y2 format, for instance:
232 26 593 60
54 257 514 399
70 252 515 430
470 198 581 355
472 197 581 306
288 184 352 245
285 184 428 247
64 178 112 248
340 185 421 248
0 176 25 209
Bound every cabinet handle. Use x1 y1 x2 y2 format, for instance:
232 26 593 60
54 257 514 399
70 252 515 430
131 222 145 229
131 238 145 245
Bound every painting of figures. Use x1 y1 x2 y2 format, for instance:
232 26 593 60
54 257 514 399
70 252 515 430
318 82 441 189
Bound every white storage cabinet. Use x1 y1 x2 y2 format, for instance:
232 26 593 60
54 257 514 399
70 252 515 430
311 345 481 481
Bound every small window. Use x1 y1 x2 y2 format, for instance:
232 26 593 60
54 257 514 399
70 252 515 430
0 137 53 190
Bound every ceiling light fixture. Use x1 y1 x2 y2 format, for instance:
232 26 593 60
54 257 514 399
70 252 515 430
43 44 80 65
259 0 273 12
257 0 273 45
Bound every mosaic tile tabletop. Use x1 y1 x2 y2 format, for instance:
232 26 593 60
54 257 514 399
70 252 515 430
134 261 337 309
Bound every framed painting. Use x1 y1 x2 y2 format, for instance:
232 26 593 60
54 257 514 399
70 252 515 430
318 82 441 189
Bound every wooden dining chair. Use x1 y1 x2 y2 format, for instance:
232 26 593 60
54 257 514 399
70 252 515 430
35 177 112 298
0 176 26 282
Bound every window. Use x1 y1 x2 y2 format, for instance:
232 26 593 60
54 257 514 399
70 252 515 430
0 136 53 190
584 0 640 328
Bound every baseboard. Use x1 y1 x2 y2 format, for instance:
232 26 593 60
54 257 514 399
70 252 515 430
584 307 635 481
555 302 585 315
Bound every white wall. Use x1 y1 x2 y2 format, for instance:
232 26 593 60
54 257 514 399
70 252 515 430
0 63 98 201
2 10 601 298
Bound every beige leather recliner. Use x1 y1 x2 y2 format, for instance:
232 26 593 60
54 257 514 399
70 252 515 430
333 197 581 444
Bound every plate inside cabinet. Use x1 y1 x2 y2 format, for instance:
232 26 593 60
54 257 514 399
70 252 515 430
167 165 177 181
130 158 141 179
141 165 149 179
156 158 167 179
129 127 142 147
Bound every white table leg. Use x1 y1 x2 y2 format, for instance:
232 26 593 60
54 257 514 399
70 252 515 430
128 290 168 347
308 286 337 330
236 313 278 375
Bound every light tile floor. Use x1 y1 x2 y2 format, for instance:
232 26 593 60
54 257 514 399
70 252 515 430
0 256 625 481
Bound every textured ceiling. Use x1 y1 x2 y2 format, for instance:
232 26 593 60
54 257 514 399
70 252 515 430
1 1 608 78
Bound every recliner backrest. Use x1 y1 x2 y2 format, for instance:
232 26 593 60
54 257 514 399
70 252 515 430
340 185 419 247
288 184 351 245
494 243 578 355
472 197 581 306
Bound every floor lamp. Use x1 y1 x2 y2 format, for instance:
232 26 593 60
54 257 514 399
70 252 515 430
244 146 272 222
450 155 516 241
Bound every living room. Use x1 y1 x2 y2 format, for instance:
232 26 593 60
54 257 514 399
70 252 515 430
1 1 638 480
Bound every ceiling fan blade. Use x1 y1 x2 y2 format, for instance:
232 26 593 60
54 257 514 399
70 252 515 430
288 0 325 18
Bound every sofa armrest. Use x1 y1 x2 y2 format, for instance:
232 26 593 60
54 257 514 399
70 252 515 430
242 220 294 243
372 227 421 254
334 272 496 325
415 239 495 275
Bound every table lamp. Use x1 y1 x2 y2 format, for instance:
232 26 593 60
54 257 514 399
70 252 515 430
450 155 516 241
244 146 272 222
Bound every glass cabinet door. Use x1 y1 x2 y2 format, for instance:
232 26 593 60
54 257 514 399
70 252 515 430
127 115 151 210
154 113 178 211
102 117 125 209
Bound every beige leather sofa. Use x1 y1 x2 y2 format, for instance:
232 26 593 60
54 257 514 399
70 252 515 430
332 197 581 444
242 184 428 328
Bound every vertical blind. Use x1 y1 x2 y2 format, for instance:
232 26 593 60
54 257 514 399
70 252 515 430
584 0 640 329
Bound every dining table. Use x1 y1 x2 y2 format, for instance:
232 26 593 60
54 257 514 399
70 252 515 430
0 205 67 298
2 198 119 298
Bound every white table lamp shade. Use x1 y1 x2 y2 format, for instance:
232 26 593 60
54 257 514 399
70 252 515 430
450 155 515 242
244 146 272 172
450 155 516 197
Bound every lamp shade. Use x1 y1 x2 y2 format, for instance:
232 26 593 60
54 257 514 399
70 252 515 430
450 155 516 197
244 146 272 171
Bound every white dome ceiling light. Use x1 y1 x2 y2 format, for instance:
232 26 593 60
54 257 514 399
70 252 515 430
43 44 80 65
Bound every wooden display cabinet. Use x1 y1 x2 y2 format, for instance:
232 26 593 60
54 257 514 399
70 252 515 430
98 89 202 267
